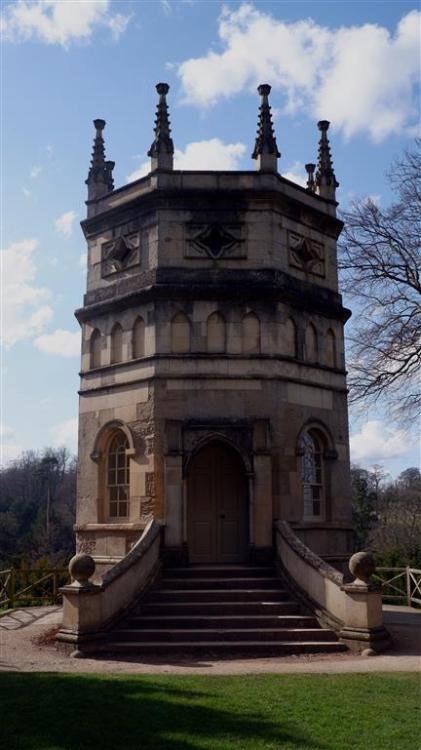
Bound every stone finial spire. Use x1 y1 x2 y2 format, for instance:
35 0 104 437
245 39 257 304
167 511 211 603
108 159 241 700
315 121 338 200
86 119 114 201
252 84 280 173
305 163 316 193
148 82 174 171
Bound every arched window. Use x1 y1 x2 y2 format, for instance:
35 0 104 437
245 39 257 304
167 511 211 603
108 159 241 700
285 317 297 358
132 316 145 359
305 323 318 362
90 329 102 369
171 312 190 353
326 329 336 368
107 432 130 518
242 312 260 354
110 323 123 364
300 430 324 518
207 312 226 353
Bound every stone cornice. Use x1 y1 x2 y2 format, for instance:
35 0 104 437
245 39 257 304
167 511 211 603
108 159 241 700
78 370 348 398
81 172 342 241
75 267 351 324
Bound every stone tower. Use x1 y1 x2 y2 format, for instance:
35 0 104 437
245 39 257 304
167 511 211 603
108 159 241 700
75 83 353 575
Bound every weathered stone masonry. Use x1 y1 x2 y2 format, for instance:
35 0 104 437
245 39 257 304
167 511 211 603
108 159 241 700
75 83 353 574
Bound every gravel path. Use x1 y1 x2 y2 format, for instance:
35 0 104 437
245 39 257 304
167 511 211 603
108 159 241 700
0 605 419 675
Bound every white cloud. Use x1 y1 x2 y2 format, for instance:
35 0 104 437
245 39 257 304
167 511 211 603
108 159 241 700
127 138 246 182
22 187 31 197
55 210 76 237
79 252 87 271
1 239 54 348
30 165 42 179
33 329 81 357
0 424 23 465
51 417 78 453
161 0 172 15
2 0 130 47
177 4 420 141
350 420 411 463
282 161 307 187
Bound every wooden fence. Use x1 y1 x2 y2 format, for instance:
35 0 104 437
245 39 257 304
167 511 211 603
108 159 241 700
0 567 69 609
373 567 421 608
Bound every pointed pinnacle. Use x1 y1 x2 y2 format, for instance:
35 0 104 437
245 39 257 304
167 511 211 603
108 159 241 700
86 119 114 200
305 163 316 192
252 83 280 160
148 82 174 160
315 121 338 199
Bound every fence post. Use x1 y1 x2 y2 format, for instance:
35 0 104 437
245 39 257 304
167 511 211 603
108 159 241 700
9 570 15 609
406 566 411 607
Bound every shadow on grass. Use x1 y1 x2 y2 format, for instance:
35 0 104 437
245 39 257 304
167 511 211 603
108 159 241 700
0 673 325 750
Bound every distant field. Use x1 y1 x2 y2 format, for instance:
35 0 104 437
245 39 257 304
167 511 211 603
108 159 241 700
1 672 419 750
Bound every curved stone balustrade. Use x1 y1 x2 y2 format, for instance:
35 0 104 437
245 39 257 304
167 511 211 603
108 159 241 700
275 520 391 654
57 519 163 654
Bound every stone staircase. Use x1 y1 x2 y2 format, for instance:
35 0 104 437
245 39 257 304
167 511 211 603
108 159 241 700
106 565 347 657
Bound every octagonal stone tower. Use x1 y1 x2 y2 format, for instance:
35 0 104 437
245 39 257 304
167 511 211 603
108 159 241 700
75 84 353 575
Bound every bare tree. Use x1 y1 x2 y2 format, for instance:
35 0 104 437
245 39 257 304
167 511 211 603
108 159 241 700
339 139 421 425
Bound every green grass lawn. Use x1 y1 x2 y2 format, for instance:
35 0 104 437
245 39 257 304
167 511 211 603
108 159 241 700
0 673 419 750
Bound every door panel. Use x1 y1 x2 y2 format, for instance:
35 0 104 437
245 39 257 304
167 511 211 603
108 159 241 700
187 442 248 563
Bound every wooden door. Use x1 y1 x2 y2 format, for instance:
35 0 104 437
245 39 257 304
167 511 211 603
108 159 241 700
187 442 248 563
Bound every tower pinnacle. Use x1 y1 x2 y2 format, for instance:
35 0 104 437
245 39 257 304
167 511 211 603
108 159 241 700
315 121 338 201
86 119 114 202
252 84 280 173
148 82 174 171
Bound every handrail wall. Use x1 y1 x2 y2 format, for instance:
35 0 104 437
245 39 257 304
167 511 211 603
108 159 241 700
57 518 163 651
275 520 391 653
275 520 346 626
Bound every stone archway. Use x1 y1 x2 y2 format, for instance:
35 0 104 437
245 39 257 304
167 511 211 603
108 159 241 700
187 441 248 564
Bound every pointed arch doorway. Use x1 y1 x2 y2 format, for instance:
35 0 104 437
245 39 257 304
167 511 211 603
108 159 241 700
187 441 249 564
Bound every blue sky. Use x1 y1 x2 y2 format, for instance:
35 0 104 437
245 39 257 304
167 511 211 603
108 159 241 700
1 0 420 477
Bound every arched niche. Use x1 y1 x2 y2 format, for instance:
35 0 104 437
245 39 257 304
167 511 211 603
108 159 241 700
207 311 226 353
284 317 297 357
326 328 336 368
132 316 145 359
242 312 261 354
110 323 123 364
90 328 102 369
171 312 190 353
305 322 318 362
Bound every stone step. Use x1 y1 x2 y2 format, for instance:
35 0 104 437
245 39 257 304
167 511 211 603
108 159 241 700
148 589 290 603
163 566 275 579
113 627 334 643
104 640 347 656
158 577 279 590
141 601 300 616
127 614 317 629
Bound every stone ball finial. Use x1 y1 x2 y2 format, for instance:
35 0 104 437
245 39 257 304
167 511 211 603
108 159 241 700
349 551 376 584
258 84 271 97
156 82 170 95
69 553 96 586
317 120 330 132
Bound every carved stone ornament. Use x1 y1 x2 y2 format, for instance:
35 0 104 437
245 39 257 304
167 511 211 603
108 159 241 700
185 223 245 260
102 233 141 276
76 534 96 555
288 230 325 277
